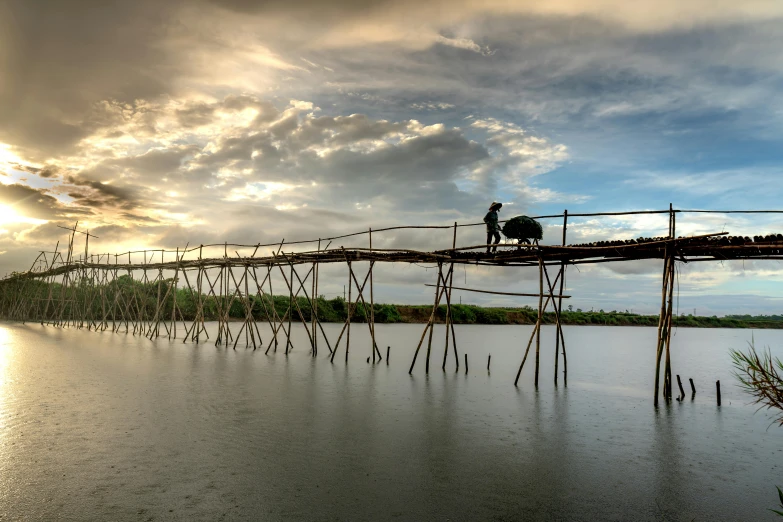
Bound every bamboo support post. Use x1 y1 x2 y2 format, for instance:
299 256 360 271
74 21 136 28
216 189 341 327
274 253 316 350
346 261 351 362
341 257 380 362
330 265 372 363
555 210 567 385
443 222 457 371
542 264 567 385
408 266 450 374
268 265 278 352
311 239 319 356
369 228 378 363
425 262 443 374
287 263 293 354
664 204 676 400
534 255 544 388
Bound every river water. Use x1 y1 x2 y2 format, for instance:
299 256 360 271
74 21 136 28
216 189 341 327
0 321 782 521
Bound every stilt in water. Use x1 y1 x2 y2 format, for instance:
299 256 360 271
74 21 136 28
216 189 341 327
425 261 443 374
408 265 448 374
676 374 685 401
555 209 568 385
534 256 543 388
442 222 458 372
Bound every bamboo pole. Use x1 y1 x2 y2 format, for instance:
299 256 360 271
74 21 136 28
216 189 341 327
369 228 378 363
274 256 314 350
346 261 352 363
555 210 567 385
315 239 320 355
442 223 457 371
542 263 567 384
654 254 669 406
534 256 544 387
330 265 372 362
664 207 676 400
287 263 293 354
170 247 180 340
425 262 443 374
194 247 203 342
513 272 563 387
268 264 278 352
278 252 332 355
654 206 674 406
423 285 569 298
311 240 318 356
340 254 381 358
408 266 450 374
664 204 676 400
248 266 279 351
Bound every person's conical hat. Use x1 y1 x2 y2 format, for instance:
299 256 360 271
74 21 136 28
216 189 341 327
489 202 503 211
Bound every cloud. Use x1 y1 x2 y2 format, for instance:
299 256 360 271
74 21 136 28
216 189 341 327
64 176 138 210
1 0 782 314
0 183 91 221
435 35 495 56
0 89 569 274
410 102 456 111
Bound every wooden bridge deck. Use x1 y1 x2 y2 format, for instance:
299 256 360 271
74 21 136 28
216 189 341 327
8 231 783 278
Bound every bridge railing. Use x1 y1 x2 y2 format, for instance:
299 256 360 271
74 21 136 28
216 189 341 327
13 207 783 276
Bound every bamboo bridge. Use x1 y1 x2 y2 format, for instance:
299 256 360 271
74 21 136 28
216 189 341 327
1 205 782 406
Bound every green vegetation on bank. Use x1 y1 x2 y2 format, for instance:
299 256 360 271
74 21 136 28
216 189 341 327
4 275 782 328
399 305 783 328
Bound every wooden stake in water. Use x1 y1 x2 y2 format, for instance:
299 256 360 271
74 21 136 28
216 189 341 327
346 261 352 363
369 228 378 363
555 209 567 385
425 262 443 374
534 256 543 388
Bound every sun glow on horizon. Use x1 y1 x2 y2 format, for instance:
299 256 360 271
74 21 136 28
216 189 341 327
0 205 47 226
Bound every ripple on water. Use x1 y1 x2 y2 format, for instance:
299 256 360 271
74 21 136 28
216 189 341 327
0 322 781 521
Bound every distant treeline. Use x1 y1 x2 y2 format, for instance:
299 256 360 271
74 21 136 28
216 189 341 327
5 275 781 329
396 306 783 328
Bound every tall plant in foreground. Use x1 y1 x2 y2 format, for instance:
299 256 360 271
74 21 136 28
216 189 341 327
731 343 783 516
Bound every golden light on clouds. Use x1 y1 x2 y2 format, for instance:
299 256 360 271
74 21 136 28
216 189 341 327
0 205 46 227
0 143 25 168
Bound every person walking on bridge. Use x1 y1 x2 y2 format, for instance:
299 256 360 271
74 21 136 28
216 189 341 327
484 202 502 254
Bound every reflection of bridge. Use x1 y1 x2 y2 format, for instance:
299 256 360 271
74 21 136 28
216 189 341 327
1 206 782 406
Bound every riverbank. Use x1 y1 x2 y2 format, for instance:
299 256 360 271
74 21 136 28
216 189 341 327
26 276 780 329
244 295 783 329
392 305 783 328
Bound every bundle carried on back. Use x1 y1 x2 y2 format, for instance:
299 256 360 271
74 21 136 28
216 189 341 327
502 215 543 244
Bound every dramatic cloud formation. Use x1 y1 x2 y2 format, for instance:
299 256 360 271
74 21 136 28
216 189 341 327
0 0 782 312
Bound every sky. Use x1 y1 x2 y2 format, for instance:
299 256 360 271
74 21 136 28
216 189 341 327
1 0 783 315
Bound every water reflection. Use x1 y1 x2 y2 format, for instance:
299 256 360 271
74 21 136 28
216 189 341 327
0 322 781 520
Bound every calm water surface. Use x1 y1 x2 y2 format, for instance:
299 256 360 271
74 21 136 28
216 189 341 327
0 322 782 521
